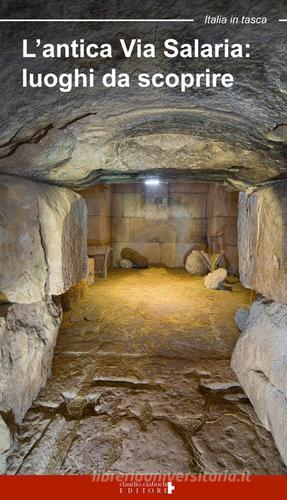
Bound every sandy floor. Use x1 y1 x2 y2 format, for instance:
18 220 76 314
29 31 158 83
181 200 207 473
7 268 286 474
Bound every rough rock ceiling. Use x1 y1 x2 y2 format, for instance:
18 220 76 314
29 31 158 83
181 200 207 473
0 0 286 189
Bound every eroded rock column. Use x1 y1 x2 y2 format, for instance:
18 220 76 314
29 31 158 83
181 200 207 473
232 180 287 465
0 175 87 471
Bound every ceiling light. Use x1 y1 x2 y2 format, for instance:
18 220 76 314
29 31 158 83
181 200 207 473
145 178 160 186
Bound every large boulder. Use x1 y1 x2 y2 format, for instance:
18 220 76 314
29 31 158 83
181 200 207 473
0 175 88 304
238 182 287 304
0 298 62 424
231 297 287 465
204 268 227 290
185 250 207 275
120 258 133 269
121 247 148 268
235 308 249 332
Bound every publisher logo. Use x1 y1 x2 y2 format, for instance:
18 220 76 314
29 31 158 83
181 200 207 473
119 480 175 494
167 482 175 495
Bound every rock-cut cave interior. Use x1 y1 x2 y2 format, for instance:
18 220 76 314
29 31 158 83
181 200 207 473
1 0 287 476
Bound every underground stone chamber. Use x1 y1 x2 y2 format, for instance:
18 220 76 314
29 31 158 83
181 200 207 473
1 173 287 474
82 181 238 272
0 0 287 474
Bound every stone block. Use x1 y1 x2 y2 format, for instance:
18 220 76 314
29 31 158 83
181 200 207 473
160 243 195 267
82 184 112 216
143 200 169 220
129 218 176 243
145 183 168 200
0 415 11 474
160 243 176 267
225 246 238 275
143 242 161 264
238 183 287 304
231 297 287 465
0 298 62 424
112 193 124 217
112 242 127 266
112 217 130 241
176 218 207 243
168 193 207 218
123 193 145 218
207 216 238 246
88 215 111 245
207 184 238 218
0 175 87 304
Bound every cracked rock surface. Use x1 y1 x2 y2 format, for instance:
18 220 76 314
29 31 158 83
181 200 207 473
0 175 88 304
6 268 286 474
0 1 286 188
